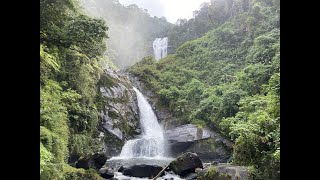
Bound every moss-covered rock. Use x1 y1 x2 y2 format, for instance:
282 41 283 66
168 152 203 176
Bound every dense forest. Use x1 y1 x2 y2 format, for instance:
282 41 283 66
40 0 109 178
40 0 280 179
129 0 280 179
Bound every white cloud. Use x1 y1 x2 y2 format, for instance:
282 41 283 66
118 0 211 23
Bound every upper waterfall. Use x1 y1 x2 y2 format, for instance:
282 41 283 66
153 37 168 60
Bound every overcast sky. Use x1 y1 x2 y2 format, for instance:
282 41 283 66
118 0 211 23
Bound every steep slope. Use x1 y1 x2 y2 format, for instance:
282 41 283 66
40 0 141 179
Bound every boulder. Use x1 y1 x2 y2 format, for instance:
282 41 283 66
120 164 164 178
165 124 233 162
168 152 203 176
99 167 114 179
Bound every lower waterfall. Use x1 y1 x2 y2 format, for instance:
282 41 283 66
111 87 166 159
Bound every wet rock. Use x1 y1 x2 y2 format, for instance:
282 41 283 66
117 165 124 172
184 173 198 180
168 152 203 176
99 167 114 179
121 164 164 178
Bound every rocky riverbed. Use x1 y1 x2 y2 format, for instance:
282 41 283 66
98 152 251 180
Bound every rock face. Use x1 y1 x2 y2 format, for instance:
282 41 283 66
120 164 164 178
165 124 233 162
98 67 140 157
168 152 203 176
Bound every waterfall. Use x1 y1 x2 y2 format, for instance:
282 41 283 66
153 37 168 60
115 87 165 158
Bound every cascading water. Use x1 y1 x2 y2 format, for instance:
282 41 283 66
113 87 165 159
153 37 168 60
107 87 180 179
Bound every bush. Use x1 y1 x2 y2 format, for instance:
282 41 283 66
63 165 102 180
198 167 232 180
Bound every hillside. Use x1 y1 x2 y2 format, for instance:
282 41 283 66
129 0 280 179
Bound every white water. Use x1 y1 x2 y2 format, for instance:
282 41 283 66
113 172 184 180
111 87 165 159
153 37 168 60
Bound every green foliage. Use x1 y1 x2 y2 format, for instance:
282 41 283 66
69 134 101 158
40 142 53 174
41 163 65 180
236 63 272 95
63 165 102 180
246 29 280 64
198 166 232 180
40 44 60 71
40 0 109 179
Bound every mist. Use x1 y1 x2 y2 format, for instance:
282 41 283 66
80 0 172 69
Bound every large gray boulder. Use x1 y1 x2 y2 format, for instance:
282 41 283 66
165 124 233 162
168 152 203 176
